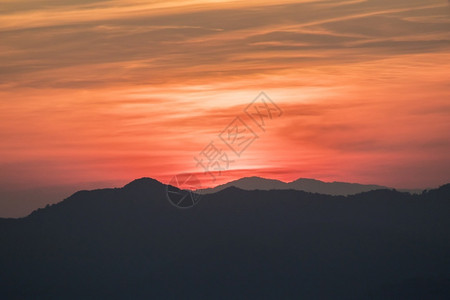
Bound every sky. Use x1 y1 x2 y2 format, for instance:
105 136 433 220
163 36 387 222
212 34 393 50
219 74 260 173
1 0 450 216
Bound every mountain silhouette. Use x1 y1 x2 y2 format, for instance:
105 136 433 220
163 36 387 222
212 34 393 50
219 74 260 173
0 178 449 299
197 176 420 195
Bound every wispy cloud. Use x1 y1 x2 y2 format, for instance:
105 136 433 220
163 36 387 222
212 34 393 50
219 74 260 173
0 0 449 200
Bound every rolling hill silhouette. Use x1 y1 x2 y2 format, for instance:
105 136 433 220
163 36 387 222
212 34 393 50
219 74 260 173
0 178 449 299
197 176 422 196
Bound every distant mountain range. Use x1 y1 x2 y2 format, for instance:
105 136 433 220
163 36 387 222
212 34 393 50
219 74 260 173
198 176 422 196
0 178 449 299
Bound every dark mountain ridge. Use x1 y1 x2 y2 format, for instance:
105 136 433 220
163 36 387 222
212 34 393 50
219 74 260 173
197 176 423 196
0 178 449 299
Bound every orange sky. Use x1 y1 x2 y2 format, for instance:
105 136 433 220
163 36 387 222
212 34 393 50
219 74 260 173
1 0 450 216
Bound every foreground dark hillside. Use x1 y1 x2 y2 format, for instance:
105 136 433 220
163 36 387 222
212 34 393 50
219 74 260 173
0 178 449 299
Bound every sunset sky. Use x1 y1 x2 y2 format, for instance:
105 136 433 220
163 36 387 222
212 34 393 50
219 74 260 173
1 0 450 216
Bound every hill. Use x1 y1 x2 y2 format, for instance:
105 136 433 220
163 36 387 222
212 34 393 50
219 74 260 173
0 178 449 299
197 176 410 195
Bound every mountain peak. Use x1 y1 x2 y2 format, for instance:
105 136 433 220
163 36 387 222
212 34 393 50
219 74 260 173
231 176 285 184
289 178 322 184
123 177 165 189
